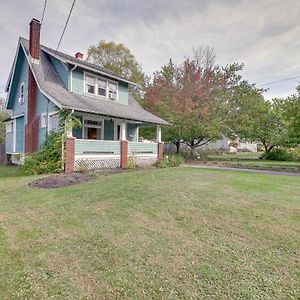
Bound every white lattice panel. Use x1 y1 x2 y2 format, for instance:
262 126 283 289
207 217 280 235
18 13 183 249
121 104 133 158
75 158 120 170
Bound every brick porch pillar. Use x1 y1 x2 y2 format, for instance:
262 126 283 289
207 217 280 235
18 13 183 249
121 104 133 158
156 125 164 160
158 142 164 160
65 137 75 173
120 140 128 169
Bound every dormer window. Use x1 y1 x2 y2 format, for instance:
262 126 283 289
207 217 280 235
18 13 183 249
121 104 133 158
84 72 118 101
86 76 96 94
108 82 117 100
19 82 25 104
98 79 107 97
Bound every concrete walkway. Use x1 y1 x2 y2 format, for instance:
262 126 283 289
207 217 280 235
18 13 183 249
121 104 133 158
182 164 300 177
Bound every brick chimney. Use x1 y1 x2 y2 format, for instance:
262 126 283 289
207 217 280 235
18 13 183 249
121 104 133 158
25 18 41 153
29 18 41 62
75 52 83 60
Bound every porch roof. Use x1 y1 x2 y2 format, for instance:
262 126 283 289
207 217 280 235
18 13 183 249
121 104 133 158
19 38 169 126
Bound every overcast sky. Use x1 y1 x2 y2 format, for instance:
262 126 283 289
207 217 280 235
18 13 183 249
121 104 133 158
1 0 300 99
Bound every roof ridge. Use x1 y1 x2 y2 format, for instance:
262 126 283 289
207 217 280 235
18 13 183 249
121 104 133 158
19 36 135 85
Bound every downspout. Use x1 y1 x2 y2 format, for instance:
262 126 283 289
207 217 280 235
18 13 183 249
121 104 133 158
70 65 77 92
62 109 75 171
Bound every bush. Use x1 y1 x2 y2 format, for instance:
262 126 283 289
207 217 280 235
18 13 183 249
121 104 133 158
23 132 62 175
155 155 183 168
290 148 300 161
262 148 293 161
127 154 137 170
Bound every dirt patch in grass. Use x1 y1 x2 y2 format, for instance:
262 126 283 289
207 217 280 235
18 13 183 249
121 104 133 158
29 173 92 189
28 168 130 189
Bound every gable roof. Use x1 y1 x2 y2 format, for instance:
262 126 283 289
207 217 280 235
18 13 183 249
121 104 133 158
14 38 169 125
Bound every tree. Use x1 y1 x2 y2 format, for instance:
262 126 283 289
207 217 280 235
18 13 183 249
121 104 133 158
144 47 244 154
224 85 290 153
87 40 148 101
0 97 9 143
282 87 300 146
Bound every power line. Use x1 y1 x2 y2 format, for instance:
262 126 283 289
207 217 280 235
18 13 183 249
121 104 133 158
257 75 300 87
56 0 77 51
41 0 48 25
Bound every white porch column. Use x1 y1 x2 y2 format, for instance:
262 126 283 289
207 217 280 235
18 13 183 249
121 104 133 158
136 126 139 142
156 125 161 143
121 121 127 141
65 120 73 138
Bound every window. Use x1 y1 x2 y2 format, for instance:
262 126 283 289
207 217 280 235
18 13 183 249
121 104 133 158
6 121 13 133
108 82 117 100
86 76 96 94
40 113 47 128
83 118 103 140
19 82 25 104
98 79 107 97
48 114 60 132
84 73 118 101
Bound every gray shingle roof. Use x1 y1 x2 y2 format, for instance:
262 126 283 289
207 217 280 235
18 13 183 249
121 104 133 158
19 37 169 125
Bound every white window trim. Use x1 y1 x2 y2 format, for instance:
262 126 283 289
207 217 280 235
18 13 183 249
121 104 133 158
84 71 119 101
47 112 60 133
114 121 127 141
6 121 14 134
40 113 47 129
19 82 25 104
82 116 104 140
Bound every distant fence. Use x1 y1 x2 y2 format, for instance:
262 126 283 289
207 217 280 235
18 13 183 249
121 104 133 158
0 144 6 164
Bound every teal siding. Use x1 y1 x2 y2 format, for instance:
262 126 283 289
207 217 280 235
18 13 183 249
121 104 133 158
49 56 68 88
72 68 84 93
7 48 28 121
6 132 14 153
127 123 138 142
15 116 24 152
73 116 83 139
37 90 57 148
118 82 129 105
75 140 120 155
128 142 158 155
104 120 114 140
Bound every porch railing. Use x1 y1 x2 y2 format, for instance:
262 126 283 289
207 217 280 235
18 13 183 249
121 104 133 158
128 142 157 155
75 139 120 156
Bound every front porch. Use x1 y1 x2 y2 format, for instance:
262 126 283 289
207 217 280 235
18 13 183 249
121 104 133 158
65 116 163 172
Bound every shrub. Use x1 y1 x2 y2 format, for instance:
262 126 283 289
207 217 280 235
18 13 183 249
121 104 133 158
262 148 293 161
23 132 62 175
127 154 137 170
155 155 183 168
290 148 300 161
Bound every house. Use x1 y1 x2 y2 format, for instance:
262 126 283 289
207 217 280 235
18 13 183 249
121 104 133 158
5 18 168 172
200 138 257 153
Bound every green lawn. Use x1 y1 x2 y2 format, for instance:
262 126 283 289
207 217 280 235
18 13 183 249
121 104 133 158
208 152 300 170
0 165 299 299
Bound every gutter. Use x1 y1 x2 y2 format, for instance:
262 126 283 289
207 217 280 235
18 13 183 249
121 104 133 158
70 64 78 92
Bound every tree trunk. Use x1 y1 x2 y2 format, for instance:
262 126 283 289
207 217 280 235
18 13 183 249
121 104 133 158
174 141 180 154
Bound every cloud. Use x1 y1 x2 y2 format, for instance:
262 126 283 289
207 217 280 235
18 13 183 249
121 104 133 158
1 0 300 99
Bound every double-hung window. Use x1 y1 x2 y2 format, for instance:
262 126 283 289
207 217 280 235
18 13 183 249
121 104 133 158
86 76 96 94
84 73 118 101
98 79 107 97
6 121 14 134
108 82 117 100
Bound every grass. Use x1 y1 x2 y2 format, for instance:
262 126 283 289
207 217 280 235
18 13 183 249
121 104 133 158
208 152 300 171
0 166 299 299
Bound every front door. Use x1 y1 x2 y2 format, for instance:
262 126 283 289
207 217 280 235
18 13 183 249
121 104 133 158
87 127 98 140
